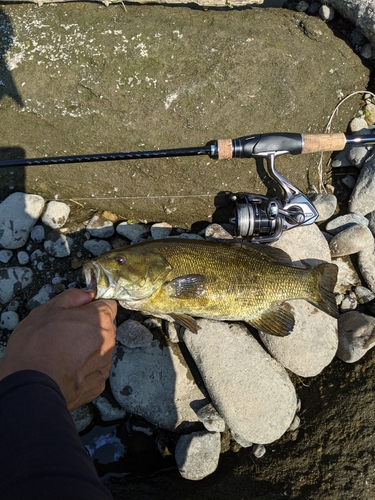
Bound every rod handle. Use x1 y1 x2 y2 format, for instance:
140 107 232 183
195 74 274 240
301 133 346 154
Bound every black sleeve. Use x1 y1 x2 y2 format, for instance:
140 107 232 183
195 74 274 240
0 370 113 500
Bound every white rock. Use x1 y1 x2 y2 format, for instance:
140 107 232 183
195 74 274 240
17 251 29 265
195 403 226 433
0 267 33 304
259 301 338 378
0 311 19 330
0 192 45 249
349 117 370 134
358 244 375 293
116 223 149 242
270 223 331 266
83 239 112 256
150 222 173 239
44 233 73 258
175 431 221 480
325 213 369 235
329 225 374 257
116 319 153 348
337 311 375 363
319 5 335 21
349 153 375 215
110 339 209 432
0 249 12 263
86 214 114 239
253 444 266 458
27 284 56 310
42 201 70 229
182 320 297 446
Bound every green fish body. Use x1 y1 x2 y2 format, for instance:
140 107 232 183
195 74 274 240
83 238 338 336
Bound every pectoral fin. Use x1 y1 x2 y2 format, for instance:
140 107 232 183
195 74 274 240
165 274 206 299
170 313 199 334
248 302 295 337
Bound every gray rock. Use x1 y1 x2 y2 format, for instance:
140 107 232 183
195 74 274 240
325 213 369 235
340 294 358 312
42 201 70 229
17 251 29 265
44 233 73 258
0 193 45 249
334 257 361 294
182 320 297 446
205 223 234 241
319 5 335 21
307 2 320 15
83 239 112 256
308 193 337 222
116 319 153 348
329 225 374 257
358 244 375 293
0 250 12 264
337 311 375 363
0 311 19 331
331 147 352 168
349 153 375 215
92 395 127 422
341 175 356 189
360 43 373 60
349 117 371 134
27 284 56 310
349 146 370 168
366 210 375 237
259 301 338 378
86 214 115 239
195 403 226 433
296 1 309 13
270 223 331 266
175 431 221 481
30 225 45 243
0 267 33 305
110 340 208 432
169 233 205 240
150 222 173 239
354 285 375 304
116 223 149 242
253 444 266 458
70 404 95 433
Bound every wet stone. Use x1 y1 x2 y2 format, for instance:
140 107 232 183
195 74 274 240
337 311 375 363
42 201 70 229
175 430 221 481
0 192 45 249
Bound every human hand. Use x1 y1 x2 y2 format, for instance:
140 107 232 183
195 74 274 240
0 288 117 410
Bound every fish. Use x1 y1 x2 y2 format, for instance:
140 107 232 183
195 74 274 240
83 238 338 337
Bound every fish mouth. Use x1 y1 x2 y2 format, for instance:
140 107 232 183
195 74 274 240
83 262 98 294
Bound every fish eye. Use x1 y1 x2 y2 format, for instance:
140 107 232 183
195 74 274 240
115 255 126 265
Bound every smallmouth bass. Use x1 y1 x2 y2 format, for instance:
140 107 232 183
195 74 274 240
83 238 338 336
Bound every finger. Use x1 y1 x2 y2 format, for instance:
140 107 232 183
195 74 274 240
52 288 95 309
94 299 118 322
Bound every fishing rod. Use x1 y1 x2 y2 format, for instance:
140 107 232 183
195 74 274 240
1 132 374 243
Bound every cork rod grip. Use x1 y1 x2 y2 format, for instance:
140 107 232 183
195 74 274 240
301 133 346 154
217 139 233 160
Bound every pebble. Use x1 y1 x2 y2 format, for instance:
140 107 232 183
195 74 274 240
26 284 56 310
110 340 209 432
349 117 371 134
354 285 375 304
30 225 45 243
92 395 127 422
116 223 150 242
288 415 301 432
83 239 112 256
329 225 374 257
0 267 33 305
253 444 266 459
86 214 115 239
319 5 335 21
331 147 352 168
358 244 375 293
259 300 338 377
182 320 297 446
337 311 375 363
349 147 370 168
41 201 70 229
349 153 375 215
270 223 331 266
195 403 226 433
0 250 12 264
116 319 153 348
308 193 337 222
150 222 173 239
70 404 95 433
296 1 309 13
0 311 19 330
325 213 369 235
175 431 221 480
0 193 45 249
340 294 357 312
360 43 373 60
17 251 29 265
44 233 73 258
341 175 356 189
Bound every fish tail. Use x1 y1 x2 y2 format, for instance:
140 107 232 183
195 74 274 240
308 262 339 318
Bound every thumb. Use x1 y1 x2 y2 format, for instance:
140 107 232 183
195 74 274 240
55 288 95 308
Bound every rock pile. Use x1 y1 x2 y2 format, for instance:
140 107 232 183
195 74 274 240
1 108 375 479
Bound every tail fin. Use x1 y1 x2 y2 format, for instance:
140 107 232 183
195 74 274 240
309 263 339 318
